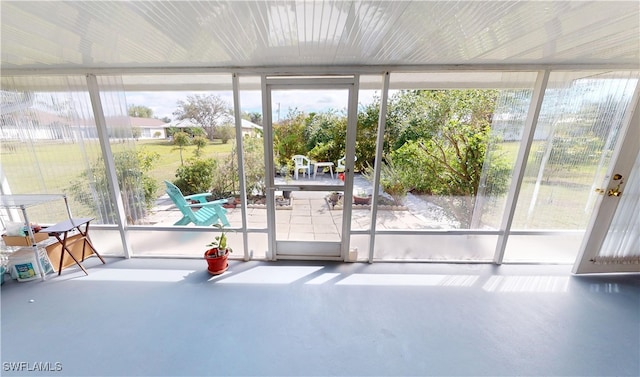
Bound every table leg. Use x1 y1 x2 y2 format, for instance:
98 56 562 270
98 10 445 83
79 222 106 264
52 232 89 275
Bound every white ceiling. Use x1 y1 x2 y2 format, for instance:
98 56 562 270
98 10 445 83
1 1 639 72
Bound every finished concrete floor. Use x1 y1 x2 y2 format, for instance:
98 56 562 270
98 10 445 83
1 257 638 376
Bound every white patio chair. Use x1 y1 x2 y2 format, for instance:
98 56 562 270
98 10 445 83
336 155 357 173
292 155 311 179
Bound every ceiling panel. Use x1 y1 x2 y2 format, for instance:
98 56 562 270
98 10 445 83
1 1 638 71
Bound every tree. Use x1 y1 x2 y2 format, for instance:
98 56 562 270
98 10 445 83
172 131 191 165
173 94 231 141
385 90 445 151
356 99 381 170
192 136 209 158
305 110 347 164
245 111 263 126
273 109 308 168
128 105 153 118
387 89 510 228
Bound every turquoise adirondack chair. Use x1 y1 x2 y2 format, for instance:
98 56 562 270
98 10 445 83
164 181 230 227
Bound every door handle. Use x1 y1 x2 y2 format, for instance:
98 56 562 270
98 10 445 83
595 174 624 197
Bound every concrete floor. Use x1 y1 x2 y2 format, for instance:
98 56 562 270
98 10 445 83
1 257 638 376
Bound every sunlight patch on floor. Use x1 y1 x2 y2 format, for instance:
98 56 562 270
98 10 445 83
482 276 570 292
335 274 479 287
215 266 324 284
71 269 197 282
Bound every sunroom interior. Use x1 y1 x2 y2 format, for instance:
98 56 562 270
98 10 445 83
1 2 639 376
1 1 639 274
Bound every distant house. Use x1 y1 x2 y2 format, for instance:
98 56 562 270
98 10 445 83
129 117 167 139
165 116 263 138
0 110 168 141
239 118 263 137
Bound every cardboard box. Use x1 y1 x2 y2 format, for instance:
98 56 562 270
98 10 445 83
2 232 49 247
45 234 95 272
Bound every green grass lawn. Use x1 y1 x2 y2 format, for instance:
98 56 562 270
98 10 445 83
1 139 233 192
0 139 233 221
1 138 603 229
135 139 233 192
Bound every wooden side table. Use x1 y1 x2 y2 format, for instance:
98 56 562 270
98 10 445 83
45 218 105 275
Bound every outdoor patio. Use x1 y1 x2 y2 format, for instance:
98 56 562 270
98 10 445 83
145 173 441 240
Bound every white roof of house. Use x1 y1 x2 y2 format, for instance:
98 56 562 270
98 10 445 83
129 117 167 128
165 117 262 131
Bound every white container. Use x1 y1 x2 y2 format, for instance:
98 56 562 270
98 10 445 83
8 247 54 281
347 248 358 262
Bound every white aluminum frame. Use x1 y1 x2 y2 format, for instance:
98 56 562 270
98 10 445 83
493 70 550 264
86 74 132 258
3 64 637 269
263 75 359 261
232 73 251 261
367 72 390 263
573 84 640 274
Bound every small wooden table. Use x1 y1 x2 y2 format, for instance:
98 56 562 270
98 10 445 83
313 162 335 179
45 217 105 275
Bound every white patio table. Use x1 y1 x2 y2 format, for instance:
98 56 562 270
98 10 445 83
313 162 334 179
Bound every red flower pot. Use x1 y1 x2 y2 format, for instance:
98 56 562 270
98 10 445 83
353 195 371 205
204 248 229 275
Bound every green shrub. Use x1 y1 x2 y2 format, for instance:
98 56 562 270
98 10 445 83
273 110 307 167
390 141 440 193
363 159 409 205
210 148 239 199
242 136 267 197
192 136 209 157
214 125 235 144
308 141 335 162
67 149 159 225
173 158 217 196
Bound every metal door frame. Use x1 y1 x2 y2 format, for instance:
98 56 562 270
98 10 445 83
261 75 359 260
573 84 640 274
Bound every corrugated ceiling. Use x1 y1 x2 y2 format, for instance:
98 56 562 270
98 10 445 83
1 1 639 71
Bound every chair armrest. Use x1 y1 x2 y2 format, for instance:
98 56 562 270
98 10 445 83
186 198 228 207
183 193 212 203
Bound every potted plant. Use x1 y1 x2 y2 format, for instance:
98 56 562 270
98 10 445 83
281 162 293 199
353 190 372 205
204 224 232 275
325 191 343 209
